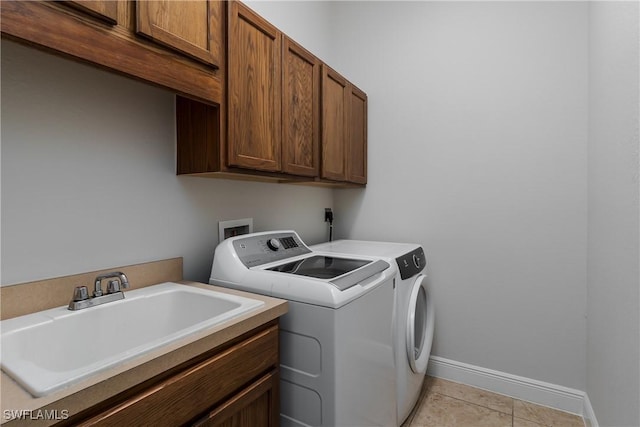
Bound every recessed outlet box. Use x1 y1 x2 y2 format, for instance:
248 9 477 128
219 218 253 242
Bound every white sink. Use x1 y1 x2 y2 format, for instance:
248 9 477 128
0 282 264 397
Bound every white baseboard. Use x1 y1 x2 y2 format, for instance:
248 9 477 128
427 355 592 420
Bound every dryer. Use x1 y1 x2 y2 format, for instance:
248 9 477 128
313 239 435 426
210 231 397 427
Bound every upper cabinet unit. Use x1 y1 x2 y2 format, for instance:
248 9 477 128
226 3 321 177
0 0 366 186
178 1 323 180
0 0 224 105
137 0 223 68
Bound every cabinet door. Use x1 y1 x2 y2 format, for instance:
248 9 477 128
321 65 349 181
228 1 282 172
136 0 222 68
282 37 320 177
64 1 119 25
193 370 279 427
347 85 367 184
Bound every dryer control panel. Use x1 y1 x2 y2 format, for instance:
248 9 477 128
232 231 311 267
395 247 426 280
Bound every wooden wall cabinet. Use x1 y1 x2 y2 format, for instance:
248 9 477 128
137 0 223 68
1 0 366 185
178 1 322 180
1 0 224 105
64 323 280 427
321 65 368 185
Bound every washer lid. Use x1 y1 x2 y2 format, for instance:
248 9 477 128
268 256 390 291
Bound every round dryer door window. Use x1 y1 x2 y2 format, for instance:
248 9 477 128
406 274 435 373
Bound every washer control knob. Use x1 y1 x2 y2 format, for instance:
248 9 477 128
412 254 421 269
267 238 281 251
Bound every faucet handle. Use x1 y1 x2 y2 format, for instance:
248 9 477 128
72 286 89 302
106 279 121 294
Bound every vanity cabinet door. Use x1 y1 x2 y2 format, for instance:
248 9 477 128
136 0 223 68
193 370 279 427
227 1 282 172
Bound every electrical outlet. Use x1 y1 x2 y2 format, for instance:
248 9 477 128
325 208 333 223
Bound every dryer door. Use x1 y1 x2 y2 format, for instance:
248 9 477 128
406 274 435 373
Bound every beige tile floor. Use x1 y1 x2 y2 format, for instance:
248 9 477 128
402 376 585 427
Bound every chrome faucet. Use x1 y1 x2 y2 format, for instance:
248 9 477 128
68 271 130 311
94 271 130 297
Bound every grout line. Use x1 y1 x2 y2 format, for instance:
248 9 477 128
430 391 513 418
412 378 584 427
512 392 515 427
434 377 584 426
428 381 514 416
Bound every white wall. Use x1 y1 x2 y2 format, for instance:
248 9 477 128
587 2 640 426
330 1 589 390
0 0 335 287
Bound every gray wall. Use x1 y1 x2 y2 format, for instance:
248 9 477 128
0 1 335 286
245 1 333 60
587 2 640 426
330 1 590 390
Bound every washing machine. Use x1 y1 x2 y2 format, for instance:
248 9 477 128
313 239 435 426
209 231 398 427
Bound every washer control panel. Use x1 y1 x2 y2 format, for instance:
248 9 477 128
395 247 426 280
232 232 311 267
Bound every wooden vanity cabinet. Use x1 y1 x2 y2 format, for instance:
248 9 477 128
66 323 280 427
193 370 278 427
